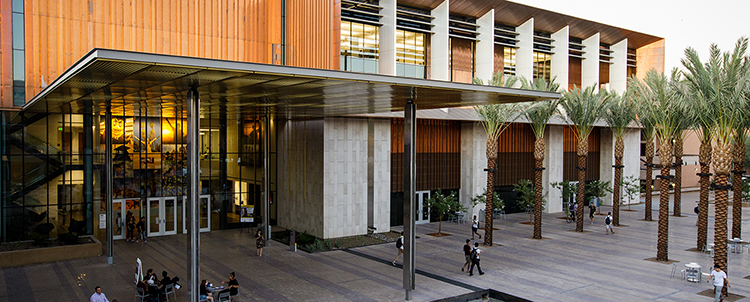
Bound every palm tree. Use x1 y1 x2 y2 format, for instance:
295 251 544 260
473 71 521 246
631 85 657 222
682 37 750 271
684 92 714 251
603 90 636 226
519 76 561 239
560 85 611 232
633 69 683 262
667 80 693 218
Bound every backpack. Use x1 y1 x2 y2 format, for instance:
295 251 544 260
605 216 611 225
470 248 479 261
396 237 403 249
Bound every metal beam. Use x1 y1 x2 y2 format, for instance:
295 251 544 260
105 104 113 265
403 100 416 300
187 87 200 302
263 111 271 239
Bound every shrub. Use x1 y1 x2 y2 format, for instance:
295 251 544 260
31 233 49 247
57 232 81 245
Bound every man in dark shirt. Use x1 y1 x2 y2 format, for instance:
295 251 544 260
461 239 472 272
136 217 147 243
222 272 239 300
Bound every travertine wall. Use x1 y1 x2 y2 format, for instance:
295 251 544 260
545 125 564 213
622 129 641 204
371 119 392 234
322 118 368 238
460 122 487 217
277 119 325 237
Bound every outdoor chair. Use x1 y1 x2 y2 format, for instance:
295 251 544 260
163 283 176 302
670 263 685 280
217 291 231 302
135 287 150 302
456 212 465 224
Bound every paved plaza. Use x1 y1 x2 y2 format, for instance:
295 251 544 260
2 191 750 301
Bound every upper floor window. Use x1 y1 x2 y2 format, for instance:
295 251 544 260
12 0 25 106
396 30 426 78
340 21 379 74
504 48 516 76
533 52 551 82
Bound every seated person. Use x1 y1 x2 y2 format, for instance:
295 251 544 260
200 279 214 302
159 271 172 288
221 272 239 300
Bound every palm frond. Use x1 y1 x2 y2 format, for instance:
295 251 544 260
603 90 637 139
559 85 610 142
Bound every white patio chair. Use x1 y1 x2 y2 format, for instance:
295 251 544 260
670 263 685 280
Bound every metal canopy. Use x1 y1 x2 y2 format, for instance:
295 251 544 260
25 49 559 119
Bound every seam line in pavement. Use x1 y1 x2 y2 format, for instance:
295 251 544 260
343 249 484 292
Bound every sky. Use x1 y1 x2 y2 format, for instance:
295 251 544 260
515 0 749 72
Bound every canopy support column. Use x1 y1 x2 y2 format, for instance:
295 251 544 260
263 111 271 239
105 103 113 265
187 87 201 302
403 100 416 301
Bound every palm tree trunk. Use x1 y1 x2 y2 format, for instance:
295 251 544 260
576 137 587 232
645 138 654 221
673 136 683 217
732 137 745 239
713 142 731 272
697 140 711 251
613 138 624 226
657 139 672 261
533 137 544 239
484 158 495 246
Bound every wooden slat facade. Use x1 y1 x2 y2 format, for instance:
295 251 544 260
391 118 461 192
450 38 473 83
2 0 283 108
0 1 11 108
563 126 600 181
568 57 582 90
599 61 610 87
286 0 338 69
493 44 504 76
495 123 535 186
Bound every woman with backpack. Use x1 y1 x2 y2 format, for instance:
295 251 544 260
392 232 404 266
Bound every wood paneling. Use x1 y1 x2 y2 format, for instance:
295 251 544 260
4 0 282 108
568 57 581 90
391 118 461 192
450 38 474 83
286 0 337 69
0 1 11 107
495 123 535 186
493 44 504 75
599 62 610 87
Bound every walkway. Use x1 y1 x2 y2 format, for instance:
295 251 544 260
1 198 749 301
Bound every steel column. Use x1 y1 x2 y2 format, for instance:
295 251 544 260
105 104 113 265
403 100 416 300
187 87 201 302
263 111 271 239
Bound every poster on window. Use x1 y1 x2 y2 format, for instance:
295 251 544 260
240 206 254 222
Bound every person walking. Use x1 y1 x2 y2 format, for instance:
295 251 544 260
392 232 404 266
255 229 265 257
471 215 481 239
707 266 730 302
589 202 596 224
605 212 614 235
90 286 110 302
126 211 135 242
461 239 472 272
468 242 484 276
136 216 147 243
694 202 700 226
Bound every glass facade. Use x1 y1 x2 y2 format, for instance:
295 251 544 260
533 51 551 82
396 30 426 78
0 109 277 242
12 0 25 106
340 21 379 74
504 48 516 76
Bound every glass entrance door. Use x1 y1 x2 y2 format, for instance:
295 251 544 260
416 191 430 224
182 195 211 233
147 197 178 237
112 199 125 240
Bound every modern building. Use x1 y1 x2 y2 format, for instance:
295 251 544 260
0 0 664 245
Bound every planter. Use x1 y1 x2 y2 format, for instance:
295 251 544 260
0 236 101 268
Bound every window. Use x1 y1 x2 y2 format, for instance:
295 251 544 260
340 21 380 74
396 30 426 78
533 52 551 82
12 0 25 106
504 48 517 76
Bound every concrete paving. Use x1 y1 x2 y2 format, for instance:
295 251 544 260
1 193 749 302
